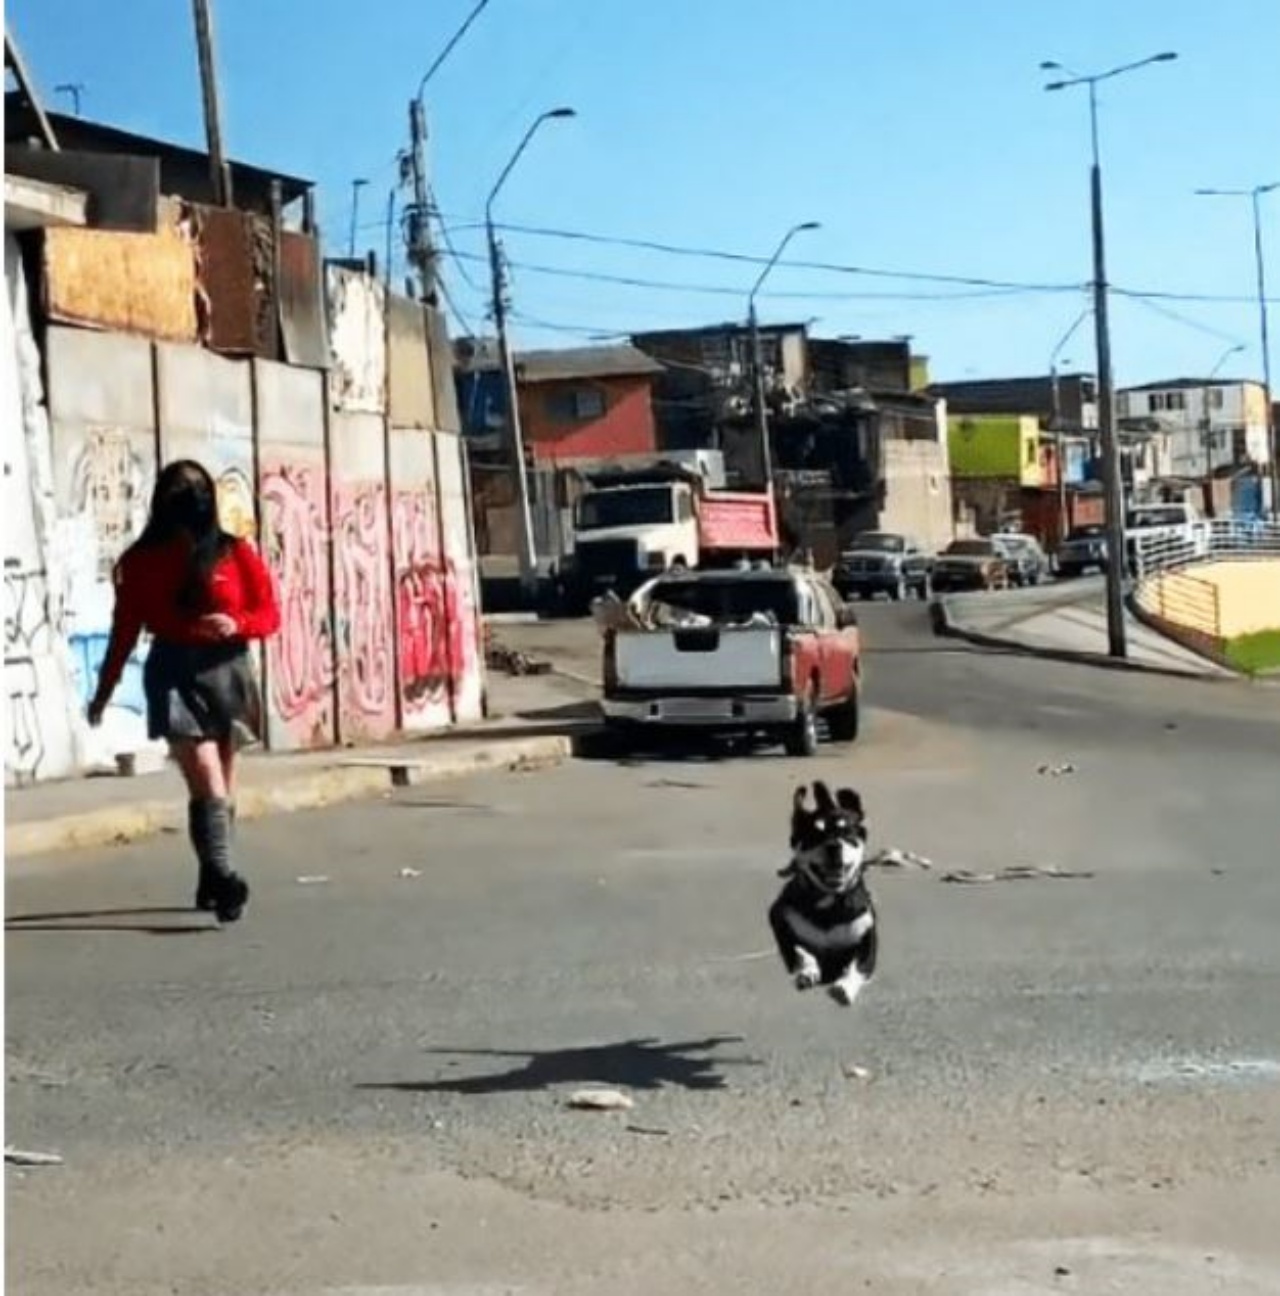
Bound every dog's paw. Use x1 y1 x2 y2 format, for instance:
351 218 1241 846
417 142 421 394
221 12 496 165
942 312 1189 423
828 972 866 1007
793 951 821 991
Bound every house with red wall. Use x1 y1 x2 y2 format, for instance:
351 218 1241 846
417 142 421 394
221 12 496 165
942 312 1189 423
514 345 664 463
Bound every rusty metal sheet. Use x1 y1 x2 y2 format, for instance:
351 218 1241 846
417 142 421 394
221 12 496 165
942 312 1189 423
193 204 256 355
43 208 197 341
327 265 386 414
277 231 328 370
426 306 460 433
386 293 436 429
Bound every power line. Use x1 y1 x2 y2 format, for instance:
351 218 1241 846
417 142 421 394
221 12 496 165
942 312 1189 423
443 245 1063 303
1115 291 1248 346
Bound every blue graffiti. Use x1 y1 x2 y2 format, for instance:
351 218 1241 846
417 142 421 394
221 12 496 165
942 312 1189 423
67 633 146 715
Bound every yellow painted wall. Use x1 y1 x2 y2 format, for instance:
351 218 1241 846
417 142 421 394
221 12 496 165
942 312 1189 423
947 414 1042 485
1140 559 1280 639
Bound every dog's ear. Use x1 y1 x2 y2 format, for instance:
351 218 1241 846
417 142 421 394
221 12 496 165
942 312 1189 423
835 787 864 821
813 781 836 815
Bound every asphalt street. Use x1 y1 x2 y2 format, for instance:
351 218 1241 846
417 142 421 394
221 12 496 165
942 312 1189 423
7 600 1280 1295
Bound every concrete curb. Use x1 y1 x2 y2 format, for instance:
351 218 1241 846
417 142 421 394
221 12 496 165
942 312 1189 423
5 734 574 861
929 597 1227 683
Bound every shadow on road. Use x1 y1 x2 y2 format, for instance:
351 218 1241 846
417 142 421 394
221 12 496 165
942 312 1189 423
358 1034 762 1095
5 907 214 935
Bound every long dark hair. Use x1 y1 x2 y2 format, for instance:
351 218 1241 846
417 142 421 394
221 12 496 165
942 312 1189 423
125 459 235 612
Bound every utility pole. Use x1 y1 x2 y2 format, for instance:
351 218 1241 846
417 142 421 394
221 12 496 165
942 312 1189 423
347 178 368 259
406 98 437 303
404 0 494 305
191 0 231 207
1043 52 1178 659
1200 344 1245 499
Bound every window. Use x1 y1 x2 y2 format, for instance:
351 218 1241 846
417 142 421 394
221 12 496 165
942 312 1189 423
1167 391 1186 411
675 489 695 523
545 386 607 422
1116 393 1131 418
1209 388 1225 410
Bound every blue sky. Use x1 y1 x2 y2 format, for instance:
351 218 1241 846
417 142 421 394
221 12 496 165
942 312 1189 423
11 0 1280 385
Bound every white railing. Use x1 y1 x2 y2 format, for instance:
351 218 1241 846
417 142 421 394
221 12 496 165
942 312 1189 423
1131 518 1280 579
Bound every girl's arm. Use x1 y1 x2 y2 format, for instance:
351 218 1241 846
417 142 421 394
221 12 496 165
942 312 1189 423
89 561 144 719
232 539 282 639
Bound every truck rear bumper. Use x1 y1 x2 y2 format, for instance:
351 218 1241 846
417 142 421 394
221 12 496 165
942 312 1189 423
602 693 797 727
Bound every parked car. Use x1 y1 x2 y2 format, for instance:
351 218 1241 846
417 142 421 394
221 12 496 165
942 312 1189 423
992 533 1050 587
930 538 1011 593
833 532 933 601
1056 524 1108 577
601 567 861 757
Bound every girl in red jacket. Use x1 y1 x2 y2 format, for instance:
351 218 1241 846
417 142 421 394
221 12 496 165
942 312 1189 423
88 460 281 922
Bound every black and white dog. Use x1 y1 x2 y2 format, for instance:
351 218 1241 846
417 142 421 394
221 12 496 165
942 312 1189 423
768 781 878 1007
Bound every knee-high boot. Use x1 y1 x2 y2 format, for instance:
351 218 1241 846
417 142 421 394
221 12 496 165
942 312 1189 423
188 797 249 923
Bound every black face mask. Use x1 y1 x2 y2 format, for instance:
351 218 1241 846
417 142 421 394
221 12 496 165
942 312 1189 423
163 483 217 533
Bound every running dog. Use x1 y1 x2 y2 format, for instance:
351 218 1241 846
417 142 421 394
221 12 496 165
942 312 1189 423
769 781 877 1007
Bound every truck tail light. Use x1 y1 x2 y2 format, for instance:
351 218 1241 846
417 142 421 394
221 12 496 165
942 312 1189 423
603 630 618 693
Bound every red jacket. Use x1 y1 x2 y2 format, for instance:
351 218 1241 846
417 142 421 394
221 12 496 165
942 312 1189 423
98 537 281 698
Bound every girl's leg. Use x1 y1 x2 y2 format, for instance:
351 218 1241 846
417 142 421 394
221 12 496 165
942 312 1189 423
171 739 248 922
218 736 238 837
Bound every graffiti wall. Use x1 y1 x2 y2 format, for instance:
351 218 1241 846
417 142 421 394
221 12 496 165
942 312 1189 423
45 326 164 770
11 260 486 782
330 411 396 744
432 432 484 723
5 237 80 784
388 427 451 730
255 360 335 750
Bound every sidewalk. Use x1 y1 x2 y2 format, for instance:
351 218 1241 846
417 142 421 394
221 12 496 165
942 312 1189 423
5 672 601 861
933 579 1236 679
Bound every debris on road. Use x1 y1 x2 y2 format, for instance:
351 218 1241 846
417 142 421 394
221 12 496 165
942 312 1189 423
5 1147 63 1167
567 1088 635 1112
1037 762 1077 777
868 847 933 871
940 865 1095 884
625 1124 671 1137
295 875 330 885
843 1063 872 1081
398 867 423 879
484 636 551 676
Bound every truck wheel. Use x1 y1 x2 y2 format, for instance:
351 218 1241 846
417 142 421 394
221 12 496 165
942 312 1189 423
784 688 820 758
828 688 861 743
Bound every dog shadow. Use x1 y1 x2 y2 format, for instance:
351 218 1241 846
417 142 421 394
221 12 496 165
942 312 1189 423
358 1034 761 1096
5 907 214 935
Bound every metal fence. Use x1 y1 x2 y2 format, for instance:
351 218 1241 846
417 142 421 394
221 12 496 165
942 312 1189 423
1131 518 1280 579
1131 518 1280 656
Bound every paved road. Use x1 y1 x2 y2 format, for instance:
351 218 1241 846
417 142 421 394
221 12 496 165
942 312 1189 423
8 601 1280 1294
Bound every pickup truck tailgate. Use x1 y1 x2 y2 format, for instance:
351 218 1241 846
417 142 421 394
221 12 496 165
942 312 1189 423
615 625 784 691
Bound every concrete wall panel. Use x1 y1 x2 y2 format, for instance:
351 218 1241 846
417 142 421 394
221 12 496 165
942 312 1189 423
327 267 386 414
432 432 485 722
330 411 396 743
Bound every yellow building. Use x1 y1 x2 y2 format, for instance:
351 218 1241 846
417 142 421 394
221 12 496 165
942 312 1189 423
947 414 1044 486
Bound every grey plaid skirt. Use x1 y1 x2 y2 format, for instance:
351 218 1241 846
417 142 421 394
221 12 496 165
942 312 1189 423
143 639 263 748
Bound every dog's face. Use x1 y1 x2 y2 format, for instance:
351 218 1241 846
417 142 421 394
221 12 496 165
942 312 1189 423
789 781 867 894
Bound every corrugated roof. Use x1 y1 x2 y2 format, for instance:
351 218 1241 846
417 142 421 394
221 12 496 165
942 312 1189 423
516 344 665 383
1121 376 1262 392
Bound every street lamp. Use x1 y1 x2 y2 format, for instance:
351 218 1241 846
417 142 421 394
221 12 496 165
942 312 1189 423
486 108 577 602
1195 182 1279 513
1200 343 1246 482
407 0 496 301
1043 51 1178 659
54 82 85 116
748 221 821 491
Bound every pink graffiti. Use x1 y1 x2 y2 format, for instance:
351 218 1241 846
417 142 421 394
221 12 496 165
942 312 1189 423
334 483 394 726
391 490 475 715
260 464 334 739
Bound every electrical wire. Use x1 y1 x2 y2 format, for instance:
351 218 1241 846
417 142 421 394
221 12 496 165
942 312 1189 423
1115 292 1249 346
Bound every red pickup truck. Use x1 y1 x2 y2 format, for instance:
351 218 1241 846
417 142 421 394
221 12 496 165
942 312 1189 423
601 567 862 756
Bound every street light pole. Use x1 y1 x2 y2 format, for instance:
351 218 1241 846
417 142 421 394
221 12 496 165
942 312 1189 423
1043 51 1178 659
486 108 577 603
1200 343 1246 485
747 221 820 491
1048 307 1090 547
1196 182 1279 514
